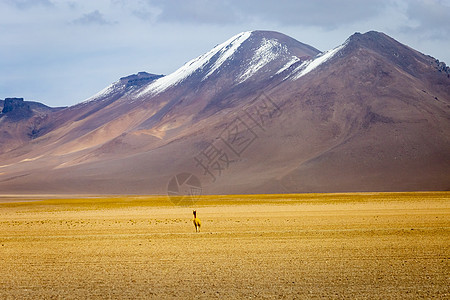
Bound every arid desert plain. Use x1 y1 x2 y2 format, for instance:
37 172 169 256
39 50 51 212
0 192 448 299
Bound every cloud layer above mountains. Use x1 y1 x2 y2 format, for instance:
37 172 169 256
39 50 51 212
1 0 449 107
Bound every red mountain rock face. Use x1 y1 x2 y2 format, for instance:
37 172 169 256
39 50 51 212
0 30 449 194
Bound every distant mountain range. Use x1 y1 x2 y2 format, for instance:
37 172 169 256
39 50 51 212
0 30 449 195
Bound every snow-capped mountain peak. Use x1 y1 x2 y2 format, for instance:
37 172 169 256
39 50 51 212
139 31 252 97
137 30 321 97
83 31 327 105
204 31 252 78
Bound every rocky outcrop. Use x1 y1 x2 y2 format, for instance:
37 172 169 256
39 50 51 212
0 98 33 120
434 59 450 75
120 72 164 87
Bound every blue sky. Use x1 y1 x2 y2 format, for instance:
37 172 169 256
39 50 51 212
1 0 449 107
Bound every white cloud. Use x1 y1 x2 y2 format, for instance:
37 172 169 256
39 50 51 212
0 0 448 107
3 0 53 10
72 10 116 26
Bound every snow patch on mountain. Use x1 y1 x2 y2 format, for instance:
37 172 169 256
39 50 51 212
291 43 346 80
82 83 118 103
238 38 288 83
276 56 301 75
139 31 252 97
205 31 252 78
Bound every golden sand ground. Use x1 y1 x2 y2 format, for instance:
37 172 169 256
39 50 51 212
0 192 448 299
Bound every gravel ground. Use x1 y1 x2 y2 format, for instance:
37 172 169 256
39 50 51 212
0 193 448 299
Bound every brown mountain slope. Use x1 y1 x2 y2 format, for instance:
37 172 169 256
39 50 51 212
271 31 450 192
0 31 448 194
0 98 64 154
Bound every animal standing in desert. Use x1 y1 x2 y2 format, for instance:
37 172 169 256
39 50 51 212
193 210 201 232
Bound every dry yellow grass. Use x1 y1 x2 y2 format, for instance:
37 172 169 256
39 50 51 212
0 192 449 298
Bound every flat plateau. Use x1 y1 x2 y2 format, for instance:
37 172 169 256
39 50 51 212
0 192 448 298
